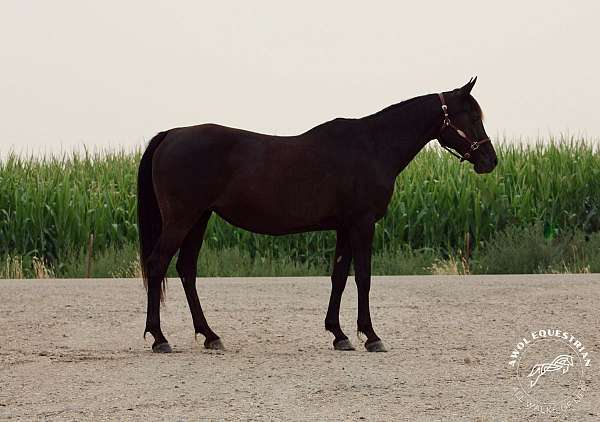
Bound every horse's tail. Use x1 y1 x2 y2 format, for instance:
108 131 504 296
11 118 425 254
137 131 168 300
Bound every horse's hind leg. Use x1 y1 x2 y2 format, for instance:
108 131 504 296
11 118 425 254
325 229 355 351
145 222 193 353
175 211 223 350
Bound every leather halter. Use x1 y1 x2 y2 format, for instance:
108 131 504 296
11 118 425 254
437 93 490 162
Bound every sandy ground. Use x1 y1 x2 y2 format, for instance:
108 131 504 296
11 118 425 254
1 275 599 421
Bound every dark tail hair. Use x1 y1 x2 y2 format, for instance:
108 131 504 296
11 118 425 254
138 131 168 300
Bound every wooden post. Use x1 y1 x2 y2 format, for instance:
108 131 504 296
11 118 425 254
465 231 472 259
462 232 471 274
86 233 94 278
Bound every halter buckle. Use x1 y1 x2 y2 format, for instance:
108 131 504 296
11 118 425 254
471 142 480 151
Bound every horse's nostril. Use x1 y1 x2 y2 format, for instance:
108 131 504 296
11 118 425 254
493 157 498 166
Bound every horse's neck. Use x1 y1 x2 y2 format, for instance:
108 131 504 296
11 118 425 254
365 95 440 178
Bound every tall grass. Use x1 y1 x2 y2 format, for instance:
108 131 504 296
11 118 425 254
1 138 599 270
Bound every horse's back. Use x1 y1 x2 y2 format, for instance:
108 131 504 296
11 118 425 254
150 121 364 233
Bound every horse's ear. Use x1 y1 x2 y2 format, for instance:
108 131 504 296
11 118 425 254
459 76 477 96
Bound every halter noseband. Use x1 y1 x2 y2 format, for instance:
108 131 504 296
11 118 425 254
437 92 490 162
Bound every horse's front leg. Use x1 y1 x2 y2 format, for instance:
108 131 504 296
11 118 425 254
349 216 387 352
325 228 355 351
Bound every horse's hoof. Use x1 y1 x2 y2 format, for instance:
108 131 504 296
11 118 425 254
152 342 172 353
204 338 225 350
333 338 356 351
365 340 387 352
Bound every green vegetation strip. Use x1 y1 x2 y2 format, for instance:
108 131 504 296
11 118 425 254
1 139 599 277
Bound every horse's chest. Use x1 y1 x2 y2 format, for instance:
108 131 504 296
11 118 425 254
352 176 395 219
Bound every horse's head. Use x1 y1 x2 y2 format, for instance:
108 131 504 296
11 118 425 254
437 77 497 174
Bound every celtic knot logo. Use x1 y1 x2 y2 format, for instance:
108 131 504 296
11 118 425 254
527 354 574 388
508 328 592 414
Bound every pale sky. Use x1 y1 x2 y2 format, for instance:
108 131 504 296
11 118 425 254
1 1 599 156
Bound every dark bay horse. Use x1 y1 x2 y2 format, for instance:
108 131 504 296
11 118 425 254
138 78 497 353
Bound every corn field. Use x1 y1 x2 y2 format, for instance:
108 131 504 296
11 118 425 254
1 138 599 267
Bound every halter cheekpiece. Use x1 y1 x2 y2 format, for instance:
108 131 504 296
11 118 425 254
437 92 490 162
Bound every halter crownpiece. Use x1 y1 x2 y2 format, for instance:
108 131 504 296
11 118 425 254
437 92 490 162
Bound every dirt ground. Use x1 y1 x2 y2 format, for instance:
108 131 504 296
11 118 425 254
1 275 599 421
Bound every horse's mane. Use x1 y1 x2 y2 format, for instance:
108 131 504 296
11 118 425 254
366 95 429 119
365 92 484 120
470 96 484 121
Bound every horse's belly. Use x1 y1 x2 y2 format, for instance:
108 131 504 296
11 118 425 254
213 195 338 235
